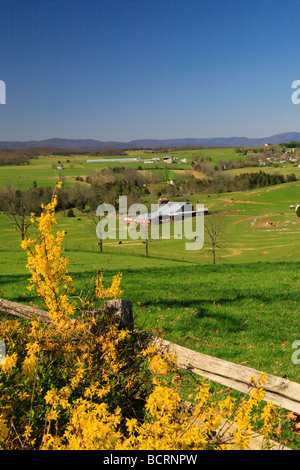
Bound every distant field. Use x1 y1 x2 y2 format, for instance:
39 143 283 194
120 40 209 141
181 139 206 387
1 147 300 448
1 180 300 264
225 164 300 178
0 147 258 189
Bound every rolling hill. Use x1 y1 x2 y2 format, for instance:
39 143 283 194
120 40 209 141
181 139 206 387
1 132 300 150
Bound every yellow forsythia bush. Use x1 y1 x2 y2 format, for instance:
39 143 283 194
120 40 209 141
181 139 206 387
0 184 281 450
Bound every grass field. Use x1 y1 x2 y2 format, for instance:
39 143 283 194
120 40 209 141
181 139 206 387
1 247 299 380
1 148 300 448
1 178 300 379
2 173 300 263
225 163 300 178
0 147 256 189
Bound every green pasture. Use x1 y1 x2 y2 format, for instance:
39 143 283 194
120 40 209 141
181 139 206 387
1 244 300 447
1 148 300 448
0 147 260 189
127 146 253 164
0 154 193 189
226 163 300 178
1 179 300 264
1 244 299 382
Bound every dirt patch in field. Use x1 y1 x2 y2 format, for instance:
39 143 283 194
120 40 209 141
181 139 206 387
253 218 300 229
232 213 285 226
232 216 258 225
221 248 242 257
221 247 256 258
218 209 239 215
254 220 277 228
221 198 276 205
172 169 205 179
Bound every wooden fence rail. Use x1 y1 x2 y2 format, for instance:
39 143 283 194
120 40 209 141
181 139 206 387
1 297 300 415
0 298 51 324
154 337 300 414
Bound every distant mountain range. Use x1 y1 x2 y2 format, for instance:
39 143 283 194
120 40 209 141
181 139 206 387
1 132 300 150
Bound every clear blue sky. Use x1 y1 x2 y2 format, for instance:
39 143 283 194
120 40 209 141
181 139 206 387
1 0 300 141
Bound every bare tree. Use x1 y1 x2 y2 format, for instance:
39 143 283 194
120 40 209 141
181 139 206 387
87 213 104 252
204 214 226 265
140 222 151 257
0 186 42 241
97 217 104 253
143 232 151 257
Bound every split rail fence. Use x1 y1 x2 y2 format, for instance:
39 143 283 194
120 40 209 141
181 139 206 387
0 297 299 449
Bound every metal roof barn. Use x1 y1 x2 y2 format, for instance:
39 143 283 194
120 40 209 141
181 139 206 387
125 202 208 225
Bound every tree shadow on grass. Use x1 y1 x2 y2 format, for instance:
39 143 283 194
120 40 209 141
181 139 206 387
140 295 249 336
163 302 247 336
0 274 42 306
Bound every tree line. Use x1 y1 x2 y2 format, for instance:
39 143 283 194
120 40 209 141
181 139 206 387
0 165 297 242
0 147 130 166
0 168 156 240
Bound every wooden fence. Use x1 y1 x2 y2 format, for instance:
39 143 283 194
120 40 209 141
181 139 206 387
1 297 299 414
0 297 299 449
154 337 300 414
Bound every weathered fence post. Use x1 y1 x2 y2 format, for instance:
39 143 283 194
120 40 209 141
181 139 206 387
0 297 134 330
104 299 134 331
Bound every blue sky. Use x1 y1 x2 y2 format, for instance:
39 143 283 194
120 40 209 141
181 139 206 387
1 0 300 141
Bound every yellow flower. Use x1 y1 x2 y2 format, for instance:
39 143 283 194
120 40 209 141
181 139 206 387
0 352 17 375
95 272 123 299
22 342 39 380
20 238 32 250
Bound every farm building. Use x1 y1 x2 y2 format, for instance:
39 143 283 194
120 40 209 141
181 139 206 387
124 198 208 225
86 158 141 163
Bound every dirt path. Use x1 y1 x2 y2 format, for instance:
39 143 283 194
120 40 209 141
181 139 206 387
232 213 285 225
220 198 277 205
